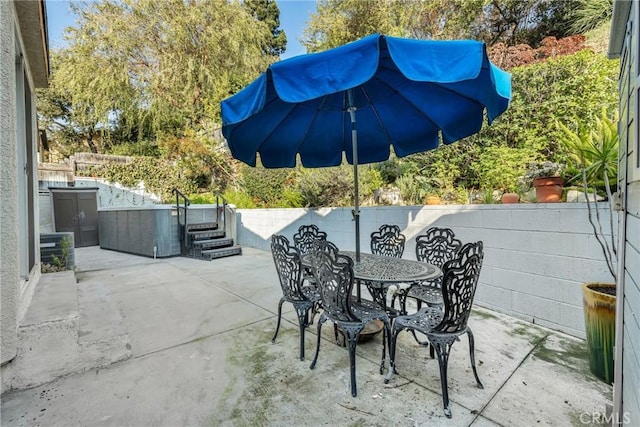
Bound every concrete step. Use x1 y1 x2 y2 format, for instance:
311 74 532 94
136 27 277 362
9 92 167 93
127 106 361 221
2 271 131 391
200 246 242 260
77 277 129 347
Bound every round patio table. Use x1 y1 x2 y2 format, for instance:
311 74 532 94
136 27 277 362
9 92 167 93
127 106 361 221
302 250 441 339
340 251 440 314
340 251 440 283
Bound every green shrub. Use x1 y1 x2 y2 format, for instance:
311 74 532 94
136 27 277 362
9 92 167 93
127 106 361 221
85 157 197 202
239 164 297 207
107 140 160 157
296 166 354 207
472 145 539 193
187 193 217 204
222 189 257 209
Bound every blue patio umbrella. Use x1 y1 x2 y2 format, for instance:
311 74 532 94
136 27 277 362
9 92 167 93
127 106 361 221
221 34 511 260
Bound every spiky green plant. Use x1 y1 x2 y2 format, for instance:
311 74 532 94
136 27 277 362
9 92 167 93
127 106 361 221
571 0 613 34
558 108 618 281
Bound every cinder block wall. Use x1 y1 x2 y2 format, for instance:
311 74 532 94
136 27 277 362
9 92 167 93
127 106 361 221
236 204 617 338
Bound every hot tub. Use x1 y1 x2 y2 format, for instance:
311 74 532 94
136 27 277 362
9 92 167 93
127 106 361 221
98 204 224 257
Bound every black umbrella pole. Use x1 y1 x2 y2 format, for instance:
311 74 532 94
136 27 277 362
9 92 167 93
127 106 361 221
353 155 360 262
348 89 360 262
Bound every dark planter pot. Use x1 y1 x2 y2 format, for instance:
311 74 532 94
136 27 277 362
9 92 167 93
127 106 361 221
582 283 616 385
533 176 563 202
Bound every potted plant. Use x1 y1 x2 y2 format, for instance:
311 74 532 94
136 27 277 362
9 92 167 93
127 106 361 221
500 192 519 204
499 179 520 204
417 176 443 205
523 161 565 202
395 175 443 205
558 108 619 385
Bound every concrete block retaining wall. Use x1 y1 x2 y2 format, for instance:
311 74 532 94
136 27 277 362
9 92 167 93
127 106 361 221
236 204 617 338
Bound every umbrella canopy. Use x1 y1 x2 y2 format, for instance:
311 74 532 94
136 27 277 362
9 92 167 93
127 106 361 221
221 34 511 258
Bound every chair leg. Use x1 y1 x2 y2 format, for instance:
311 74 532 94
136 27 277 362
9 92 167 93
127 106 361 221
379 320 391 374
430 337 455 418
390 291 399 311
395 287 413 315
310 315 327 370
294 306 309 361
342 325 364 397
333 323 343 346
271 298 285 343
410 330 431 347
467 327 484 389
306 301 320 327
384 326 401 383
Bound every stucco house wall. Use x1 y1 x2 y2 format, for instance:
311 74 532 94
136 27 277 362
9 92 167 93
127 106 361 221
610 1 640 424
0 0 49 373
0 0 20 367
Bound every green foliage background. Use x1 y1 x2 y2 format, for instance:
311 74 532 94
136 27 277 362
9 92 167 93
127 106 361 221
38 0 619 207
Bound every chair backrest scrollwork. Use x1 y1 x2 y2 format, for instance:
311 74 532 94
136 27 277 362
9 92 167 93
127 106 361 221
310 250 357 323
434 241 484 334
271 234 306 302
293 225 328 255
415 227 462 269
370 224 405 258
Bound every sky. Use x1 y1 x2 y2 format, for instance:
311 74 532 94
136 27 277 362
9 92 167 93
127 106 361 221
45 0 317 59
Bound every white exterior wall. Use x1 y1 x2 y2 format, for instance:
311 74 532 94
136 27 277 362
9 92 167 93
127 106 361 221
237 204 615 338
74 177 160 207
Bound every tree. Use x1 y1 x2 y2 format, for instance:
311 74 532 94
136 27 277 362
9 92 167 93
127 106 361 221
302 0 459 52
38 0 276 155
301 0 579 53
36 50 108 154
243 0 287 57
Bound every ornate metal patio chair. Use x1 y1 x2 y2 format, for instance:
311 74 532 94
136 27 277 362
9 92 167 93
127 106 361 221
370 224 405 258
385 241 485 418
391 227 462 315
365 224 406 308
293 224 328 285
270 234 321 361
308 247 391 397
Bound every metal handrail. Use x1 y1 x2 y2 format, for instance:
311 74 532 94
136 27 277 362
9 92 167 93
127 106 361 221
172 188 230 256
172 188 191 255
215 193 228 234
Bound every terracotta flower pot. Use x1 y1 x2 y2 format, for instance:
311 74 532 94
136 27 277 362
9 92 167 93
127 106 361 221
425 195 441 205
582 283 616 385
501 192 519 204
533 176 563 202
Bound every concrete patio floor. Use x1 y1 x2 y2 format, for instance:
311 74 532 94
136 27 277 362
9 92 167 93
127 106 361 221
1 246 612 426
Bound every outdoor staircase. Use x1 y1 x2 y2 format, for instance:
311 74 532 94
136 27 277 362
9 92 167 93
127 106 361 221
173 188 242 261
185 221 242 260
